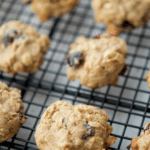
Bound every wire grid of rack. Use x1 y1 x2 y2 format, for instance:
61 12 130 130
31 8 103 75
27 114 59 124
0 0 150 150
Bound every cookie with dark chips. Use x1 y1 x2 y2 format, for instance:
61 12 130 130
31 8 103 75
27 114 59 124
0 81 27 143
66 34 127 89
35 101 116 150
92 0 150 36
131 123 150 150
0 21 50 74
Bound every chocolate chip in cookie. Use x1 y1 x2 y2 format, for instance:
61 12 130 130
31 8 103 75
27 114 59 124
119 65 127 75
23 0 32 4
19 113 27 120
119 20 135 29
93 35 101 39
62 118 67 126
19 113 28 125
19 113 24 120
126 144 131 150
67 51 84 69
82 124 95 139
3 28 18 47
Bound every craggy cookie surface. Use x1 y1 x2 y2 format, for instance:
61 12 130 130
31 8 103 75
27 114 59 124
0 21 50 74
66 34 127 89
131 123 150 150
0 81 27 143
35 101 116 150
23 0 79 21
92 0 150 35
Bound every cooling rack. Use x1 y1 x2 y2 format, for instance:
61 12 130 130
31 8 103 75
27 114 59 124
0 0 150 149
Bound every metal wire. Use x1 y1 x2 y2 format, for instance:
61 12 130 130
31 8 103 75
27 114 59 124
0 0 150 149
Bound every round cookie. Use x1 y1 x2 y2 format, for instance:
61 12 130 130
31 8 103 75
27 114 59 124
131 123 150 150
66 34 127 89
92 0 150 36
146 70 150 89
35 101 117 150
0 81 27 143
23 0 79 21
0 21 50 75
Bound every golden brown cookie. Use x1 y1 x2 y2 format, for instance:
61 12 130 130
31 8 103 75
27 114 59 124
35 101 116 150
92 0 150 36
131 123 150 150
0 21 50 74
0 81 27 143
66 34 127 89
23 0 79 21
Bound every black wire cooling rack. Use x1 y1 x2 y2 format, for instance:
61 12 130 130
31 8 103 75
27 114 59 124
0 0 150 150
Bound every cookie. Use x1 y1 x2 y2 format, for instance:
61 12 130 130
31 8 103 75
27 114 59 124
23 0 79 21
146 70 150 89
0 21 50 74
66 34 127 89
130 123 150 150
0 81 27 143
92 0 150 36
35 101 116 150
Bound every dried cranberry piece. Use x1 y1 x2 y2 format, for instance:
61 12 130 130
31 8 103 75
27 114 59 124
67 51 84 69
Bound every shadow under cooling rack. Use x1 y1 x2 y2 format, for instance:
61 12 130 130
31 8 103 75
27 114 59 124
0 0 150 150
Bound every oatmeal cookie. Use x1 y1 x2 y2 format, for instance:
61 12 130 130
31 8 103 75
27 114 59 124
131 123 150 150
23 0 79 21
0 21 50 74
35 101 116 150
66 34 127 89
0 81 27 143
92 0 150 36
